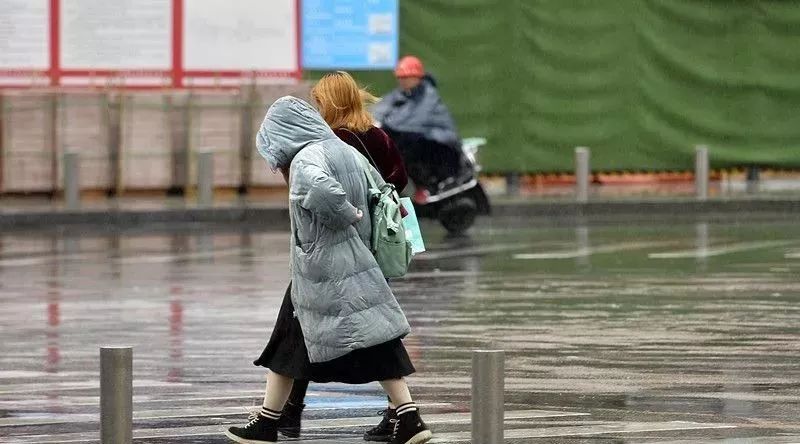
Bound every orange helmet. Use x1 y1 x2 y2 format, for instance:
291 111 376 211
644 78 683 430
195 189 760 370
395 56 425 78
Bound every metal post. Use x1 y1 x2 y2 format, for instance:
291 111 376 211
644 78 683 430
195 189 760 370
197 150 214 206
167 94 190 196
472 350 504 444
0 94 5 192
575 147 590 203
107 93 123 196
63 152 80 210
505 172 520 197
746 166 760 194
100 347 132 444
695 145 709 200
49 94 59 197
238 85 257 195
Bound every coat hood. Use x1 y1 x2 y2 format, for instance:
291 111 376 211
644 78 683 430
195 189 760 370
256 96 337 170
422 73 438 88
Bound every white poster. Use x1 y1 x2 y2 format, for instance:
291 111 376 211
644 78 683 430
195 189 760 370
0 0 49 69
60 0 171 70
183 0 297 73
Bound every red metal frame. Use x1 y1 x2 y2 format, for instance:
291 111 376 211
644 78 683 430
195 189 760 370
1 0 303 90
171 0 184 88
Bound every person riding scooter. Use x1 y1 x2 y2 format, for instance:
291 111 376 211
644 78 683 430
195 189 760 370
372 56 463 195
373 56 490 234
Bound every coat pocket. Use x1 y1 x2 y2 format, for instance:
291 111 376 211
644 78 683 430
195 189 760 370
292 244 334 283
291 203 318 247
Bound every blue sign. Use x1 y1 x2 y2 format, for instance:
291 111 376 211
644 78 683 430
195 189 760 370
302 0 398 70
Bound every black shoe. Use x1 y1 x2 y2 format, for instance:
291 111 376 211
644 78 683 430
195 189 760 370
278 401 304 438
390 409 432 444
363 408 397 442
224 412 278 444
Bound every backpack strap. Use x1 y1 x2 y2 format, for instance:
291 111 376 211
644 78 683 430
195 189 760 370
341 126 383 164
340 128 379 167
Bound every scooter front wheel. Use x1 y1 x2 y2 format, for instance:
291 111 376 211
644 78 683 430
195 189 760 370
439 196 478 235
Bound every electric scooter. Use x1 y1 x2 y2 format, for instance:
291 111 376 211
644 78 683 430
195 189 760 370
404 137 491 234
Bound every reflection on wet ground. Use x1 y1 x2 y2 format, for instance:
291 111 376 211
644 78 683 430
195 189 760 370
1 217 799 443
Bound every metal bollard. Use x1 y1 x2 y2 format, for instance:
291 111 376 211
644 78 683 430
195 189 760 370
197 150 214 206
101 347 132 444
695 145 709 200
63 152 80 210
575 147 590 203
505 172 521 197
472 350 505 444
746 166 760 194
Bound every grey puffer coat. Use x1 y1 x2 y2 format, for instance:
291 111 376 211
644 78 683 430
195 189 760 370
256 96 411 363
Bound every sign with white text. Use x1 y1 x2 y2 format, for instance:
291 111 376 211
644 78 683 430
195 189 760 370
0 0 301 88
302 0 398 70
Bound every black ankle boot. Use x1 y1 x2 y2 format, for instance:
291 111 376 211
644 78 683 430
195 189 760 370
390 408 431 444
363 408 397 442
225 412 278 443
278 401 305 438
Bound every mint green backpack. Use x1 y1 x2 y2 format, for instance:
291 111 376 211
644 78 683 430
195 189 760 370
347 132 412 278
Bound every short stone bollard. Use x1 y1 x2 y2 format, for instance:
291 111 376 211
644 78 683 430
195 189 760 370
575 147 590 203
695 145 709 200
197 150 214 206
505 172 521 197
746 166 760 194
472 350 505 444
100 347 132 444
63 152 80 210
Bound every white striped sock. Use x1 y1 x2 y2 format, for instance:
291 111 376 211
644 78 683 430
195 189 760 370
259 406 281 420
395 402 417 416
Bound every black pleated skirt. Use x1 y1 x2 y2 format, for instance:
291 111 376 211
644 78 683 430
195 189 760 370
254 284 415 384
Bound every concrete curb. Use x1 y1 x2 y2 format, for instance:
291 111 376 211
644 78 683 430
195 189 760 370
491 198 800 218
1 198 798 231
0 207 290 231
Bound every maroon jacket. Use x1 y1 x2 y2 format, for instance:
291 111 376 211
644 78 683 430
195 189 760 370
334 126 409 193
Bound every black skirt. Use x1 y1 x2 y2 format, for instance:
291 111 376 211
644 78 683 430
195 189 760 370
254 284 415 384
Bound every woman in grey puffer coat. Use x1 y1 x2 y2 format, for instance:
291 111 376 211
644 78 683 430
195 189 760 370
224 96 432 444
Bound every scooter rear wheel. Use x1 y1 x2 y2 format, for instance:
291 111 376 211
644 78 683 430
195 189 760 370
439 197 477 234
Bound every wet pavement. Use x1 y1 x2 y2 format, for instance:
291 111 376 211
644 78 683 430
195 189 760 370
1 216 799 443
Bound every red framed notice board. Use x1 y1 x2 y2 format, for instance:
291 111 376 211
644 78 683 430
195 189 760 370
0 0 301 88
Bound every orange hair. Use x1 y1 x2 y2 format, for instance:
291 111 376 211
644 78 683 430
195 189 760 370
311 71 378 133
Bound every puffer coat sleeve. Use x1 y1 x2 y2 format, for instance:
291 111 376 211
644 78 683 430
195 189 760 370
292 153 362 231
